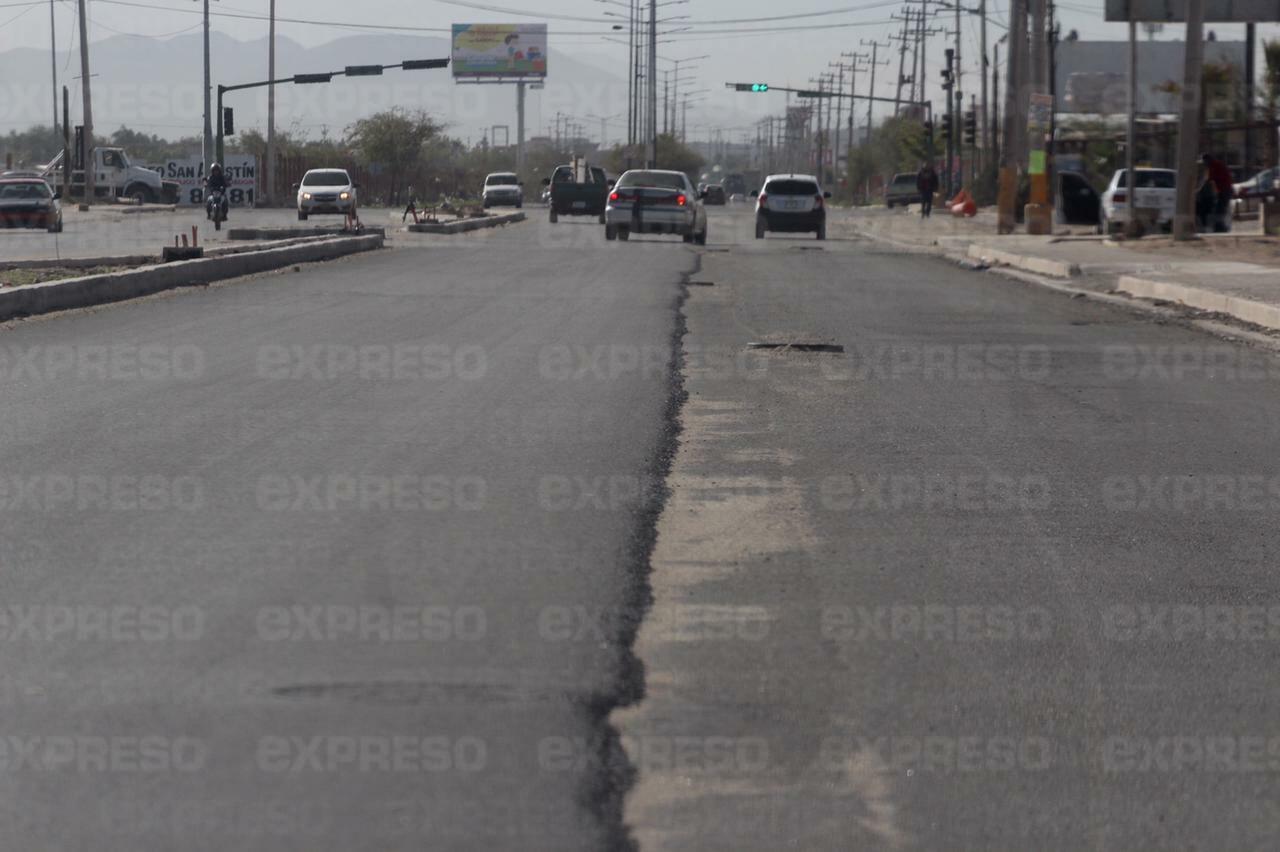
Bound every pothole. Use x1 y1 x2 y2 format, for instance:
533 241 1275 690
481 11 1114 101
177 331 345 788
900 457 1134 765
747 340 845 353
271 679 568 706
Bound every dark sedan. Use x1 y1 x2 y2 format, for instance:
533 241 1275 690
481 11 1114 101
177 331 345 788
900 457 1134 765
0 177 62 232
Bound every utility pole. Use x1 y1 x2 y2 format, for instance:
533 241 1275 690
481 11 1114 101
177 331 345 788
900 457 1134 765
627 0 636 147
203 0 213 169
665 72 675 134
862 40 889 145
842 51 867 151
997 0 1025 234
49 0 58 132
943 48 956 196
265 0 276 205
829 61 849 175
648 0 658 167
891 10 913 115
1172 0 1207 240
76 0 93 202
979 0 990 156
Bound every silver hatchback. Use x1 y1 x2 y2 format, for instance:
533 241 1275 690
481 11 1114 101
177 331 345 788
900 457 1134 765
605 169 708 243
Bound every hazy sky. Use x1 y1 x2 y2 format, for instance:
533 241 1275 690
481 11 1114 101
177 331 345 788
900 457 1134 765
2 0 1277 138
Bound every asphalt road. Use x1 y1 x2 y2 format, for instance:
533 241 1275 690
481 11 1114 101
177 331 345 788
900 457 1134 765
4 204 1280 849
0 213 691 850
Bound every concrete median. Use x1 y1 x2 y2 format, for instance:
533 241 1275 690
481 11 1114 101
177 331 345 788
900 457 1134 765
0 233 382 322
406 211 525 234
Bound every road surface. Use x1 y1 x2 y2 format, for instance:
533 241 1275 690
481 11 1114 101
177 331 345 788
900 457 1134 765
2 205 1280 849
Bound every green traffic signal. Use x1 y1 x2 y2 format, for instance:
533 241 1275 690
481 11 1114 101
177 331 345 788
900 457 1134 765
752 83 769 93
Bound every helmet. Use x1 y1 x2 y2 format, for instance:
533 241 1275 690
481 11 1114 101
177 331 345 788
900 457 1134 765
209 162 222 172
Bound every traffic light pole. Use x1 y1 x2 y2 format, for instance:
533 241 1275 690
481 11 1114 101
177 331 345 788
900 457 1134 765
215 60 449 170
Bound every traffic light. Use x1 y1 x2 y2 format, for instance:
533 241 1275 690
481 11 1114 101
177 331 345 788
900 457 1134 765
734 83 770 93
963 110 977 145
402 58 450 70
223 107 234 136
923 120 934 143
345 65 385 77
940 114 952 144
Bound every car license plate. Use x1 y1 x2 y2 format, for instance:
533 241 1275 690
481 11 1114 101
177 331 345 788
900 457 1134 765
785 200 802 210
572 201 586 209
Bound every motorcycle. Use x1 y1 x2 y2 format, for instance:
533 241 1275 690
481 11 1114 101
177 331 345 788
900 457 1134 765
206 189 229 231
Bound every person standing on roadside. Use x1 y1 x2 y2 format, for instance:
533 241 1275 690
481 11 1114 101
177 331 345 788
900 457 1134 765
917 162 939 218
1202 153 1235 233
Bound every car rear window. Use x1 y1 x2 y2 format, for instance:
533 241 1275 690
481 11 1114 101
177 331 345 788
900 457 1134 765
891 175 918 187
1116 170 1176 189
302 171 350 187
617 172 687 190
765 179 819 196
486 175 518 186
0 181 51 198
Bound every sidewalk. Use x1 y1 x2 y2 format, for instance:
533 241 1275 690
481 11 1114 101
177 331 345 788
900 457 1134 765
838 206 1280 332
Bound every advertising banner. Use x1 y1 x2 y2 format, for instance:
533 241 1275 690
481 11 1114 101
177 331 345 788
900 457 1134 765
146 156 257 207
452 24 548 79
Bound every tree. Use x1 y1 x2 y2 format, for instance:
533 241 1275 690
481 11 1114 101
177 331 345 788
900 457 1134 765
345 109 443 206
604 134 705 182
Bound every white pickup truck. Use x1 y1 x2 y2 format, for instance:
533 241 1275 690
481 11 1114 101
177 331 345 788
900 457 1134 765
41 147 179 204
1098 168 1176 235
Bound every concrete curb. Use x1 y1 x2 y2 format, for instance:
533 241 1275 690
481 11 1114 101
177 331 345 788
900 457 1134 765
0 234 382 322
1117 275 1280 330
406 212 525 234
967 244 1081 278
0 236 341 272
227 225 387 240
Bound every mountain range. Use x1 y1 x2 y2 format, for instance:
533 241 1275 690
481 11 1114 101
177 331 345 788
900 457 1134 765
1 31 647 145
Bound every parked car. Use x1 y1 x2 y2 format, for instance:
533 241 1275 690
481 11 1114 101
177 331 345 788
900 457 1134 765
604 169 708 243
703 184 727 205
40 147 178 204
1098 168 1176 235
0 175 62 232
296 169 357 221
885 172 922 208
543 159 610 223
482 172 524 209
755 174 830 240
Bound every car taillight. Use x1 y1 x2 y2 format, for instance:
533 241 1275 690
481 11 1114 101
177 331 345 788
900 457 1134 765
758 193 767 208
814 194 824 208
610 191 619 202
676 194 687 206
1113 191 1127 203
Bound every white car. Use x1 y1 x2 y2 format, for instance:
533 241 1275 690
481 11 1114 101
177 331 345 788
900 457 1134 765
1098 168 1176 235
296 169 357 221
755 173 830 240
604 169 708 243
482 172 524 209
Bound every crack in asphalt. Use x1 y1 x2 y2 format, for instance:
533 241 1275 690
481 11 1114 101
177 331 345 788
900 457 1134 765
581 255 698 852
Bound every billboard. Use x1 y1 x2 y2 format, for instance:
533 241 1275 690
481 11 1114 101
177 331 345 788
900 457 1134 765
145 156 257 208
1105 0 1280 22
452 24 547 79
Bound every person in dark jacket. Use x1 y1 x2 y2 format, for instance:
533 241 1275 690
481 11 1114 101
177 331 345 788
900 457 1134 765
1202 153 1234 232
916 163 939 218
204 163 228 221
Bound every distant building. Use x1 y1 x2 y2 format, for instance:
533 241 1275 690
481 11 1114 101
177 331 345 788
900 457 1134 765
1055 39 1246 115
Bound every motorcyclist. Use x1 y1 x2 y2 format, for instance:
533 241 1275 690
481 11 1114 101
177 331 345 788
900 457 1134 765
205 163 228 221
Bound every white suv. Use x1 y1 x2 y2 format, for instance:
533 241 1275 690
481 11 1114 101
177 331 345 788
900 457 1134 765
297 169 357 221
755 174 830 240
482 172 524 209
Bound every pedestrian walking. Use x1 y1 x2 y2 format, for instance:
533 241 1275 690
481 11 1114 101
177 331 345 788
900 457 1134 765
916 163 939 218
1202 153 1235 233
